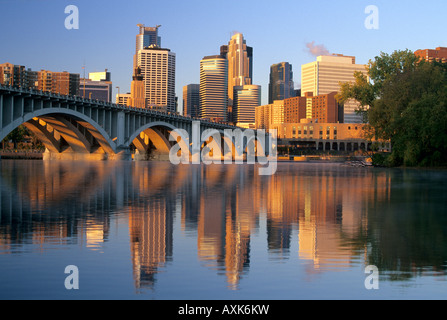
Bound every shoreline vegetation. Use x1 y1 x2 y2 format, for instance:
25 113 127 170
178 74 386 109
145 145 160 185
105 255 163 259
336 50 447 168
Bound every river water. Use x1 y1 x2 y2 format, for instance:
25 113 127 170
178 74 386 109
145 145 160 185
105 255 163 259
0 160 446 300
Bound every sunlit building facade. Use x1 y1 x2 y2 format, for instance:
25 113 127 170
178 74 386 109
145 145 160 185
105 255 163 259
221 33 253 107
199 55 228 121
301 55 367 123
233 84 261 128
255 100 284 131
414 46 447 63
137 45 176 112
36 70 80 96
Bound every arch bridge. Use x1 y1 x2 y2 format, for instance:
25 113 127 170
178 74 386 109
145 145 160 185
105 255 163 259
0 85 270 161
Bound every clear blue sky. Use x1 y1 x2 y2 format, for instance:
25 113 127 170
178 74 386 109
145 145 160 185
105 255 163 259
1 0 447 109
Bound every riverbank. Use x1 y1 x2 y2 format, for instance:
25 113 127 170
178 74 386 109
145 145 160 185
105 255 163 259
0 151 43 160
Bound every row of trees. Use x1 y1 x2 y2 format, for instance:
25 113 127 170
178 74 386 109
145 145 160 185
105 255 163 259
337 49 447 167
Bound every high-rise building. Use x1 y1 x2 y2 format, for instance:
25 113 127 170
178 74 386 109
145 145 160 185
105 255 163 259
414 47 447 63
199 55 228 121
183 84 200 118
269 62 295 104
221 33 253 106
137 45 176 112
128 67 146 108
233 84 261 128
136 24 161 53
301 54 367 123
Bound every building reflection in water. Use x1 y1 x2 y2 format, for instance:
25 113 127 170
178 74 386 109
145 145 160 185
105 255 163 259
3 160 446 292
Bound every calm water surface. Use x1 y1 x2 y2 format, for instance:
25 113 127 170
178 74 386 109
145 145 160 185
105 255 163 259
0 160 446 300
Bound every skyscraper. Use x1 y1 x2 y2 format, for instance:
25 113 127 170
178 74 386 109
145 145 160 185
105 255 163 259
301 54 367 123
233 84 261 128
199 55 228 121
269 62 295 104
135 24 161 53
221 33 253 106
183 84 200 118
137 45 176 112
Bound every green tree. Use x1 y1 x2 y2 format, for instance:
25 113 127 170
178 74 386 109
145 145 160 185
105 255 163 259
337 49 447 167
2 125 29 150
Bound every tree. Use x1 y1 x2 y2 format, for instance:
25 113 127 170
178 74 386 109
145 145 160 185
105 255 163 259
2 125 29 150
337 49 447 167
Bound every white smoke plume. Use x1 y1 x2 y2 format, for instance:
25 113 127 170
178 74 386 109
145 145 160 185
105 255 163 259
305 41 331 57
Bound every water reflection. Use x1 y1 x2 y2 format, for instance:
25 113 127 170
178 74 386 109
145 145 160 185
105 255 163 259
0 160 446 294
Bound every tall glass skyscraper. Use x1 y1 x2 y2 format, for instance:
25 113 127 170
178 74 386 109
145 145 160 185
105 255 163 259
199 55 228 122
269 62 295 104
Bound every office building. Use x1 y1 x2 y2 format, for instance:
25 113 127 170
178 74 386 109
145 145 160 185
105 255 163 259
183 84 200 118
233 84 261 128
414 47 447 63
79 69 112 102
136 24 161 53
301 54 367 123
134 24 162 71
80 78 112 102
269 62 295 104
221 33 253 106
137 45 176 112
199 55 228 121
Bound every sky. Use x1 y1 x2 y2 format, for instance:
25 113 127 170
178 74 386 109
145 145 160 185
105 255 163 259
1 0 447 110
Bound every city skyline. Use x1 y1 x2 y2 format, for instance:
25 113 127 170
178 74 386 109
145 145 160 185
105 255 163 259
2 0 447 109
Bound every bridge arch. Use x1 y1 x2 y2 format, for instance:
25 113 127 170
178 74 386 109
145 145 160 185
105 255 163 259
127 121 190 160
0 108 118 156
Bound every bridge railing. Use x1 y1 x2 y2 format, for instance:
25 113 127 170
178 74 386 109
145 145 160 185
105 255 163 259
0 84 239 129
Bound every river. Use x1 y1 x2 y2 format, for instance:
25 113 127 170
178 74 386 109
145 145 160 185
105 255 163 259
0 160 446 300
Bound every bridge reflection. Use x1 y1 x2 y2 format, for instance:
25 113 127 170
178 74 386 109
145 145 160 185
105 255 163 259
1 161 445 291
